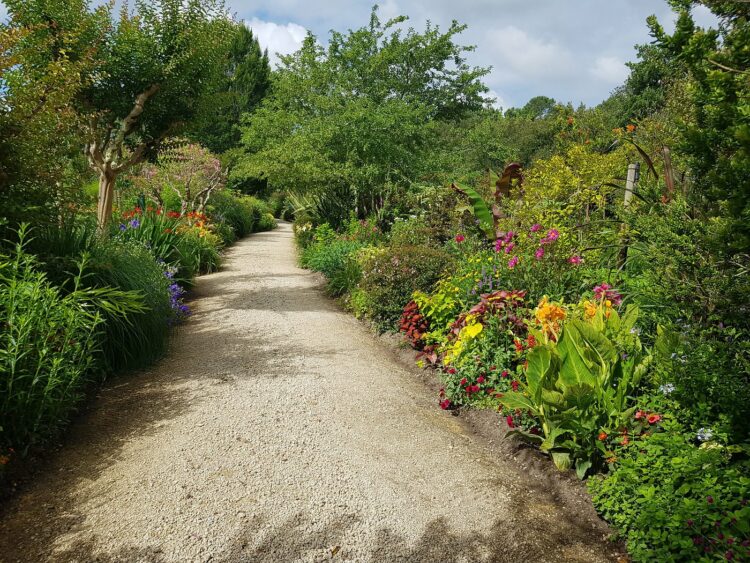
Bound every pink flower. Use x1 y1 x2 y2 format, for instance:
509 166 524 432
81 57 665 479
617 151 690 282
530 224 542 232
494 239 503 252
455 234 465 243
569 255 582 265
440 399 451 410
534 247 545 260
545 229 559 241
594 283 623 306
504 242 515 254
508 256 519 269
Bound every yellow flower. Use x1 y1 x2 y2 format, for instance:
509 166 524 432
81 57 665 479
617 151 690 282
535 297 567 338
583 300 597 319
464 323 483 339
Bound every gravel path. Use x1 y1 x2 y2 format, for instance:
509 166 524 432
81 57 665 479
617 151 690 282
0 222 621 562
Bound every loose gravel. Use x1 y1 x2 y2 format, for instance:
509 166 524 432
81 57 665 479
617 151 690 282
0 222 622 562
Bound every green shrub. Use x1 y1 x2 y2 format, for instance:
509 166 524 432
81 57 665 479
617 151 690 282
589 421 750 562
257 212 277 232
84 240 176 371
301 239 364 281
28 221 178 373
0 235 142 452
389 216 437 246
358 245 454 331
176 229 222 275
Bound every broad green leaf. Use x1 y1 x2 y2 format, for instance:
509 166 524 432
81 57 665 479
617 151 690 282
453 182 494 239
575 460 592 480
498 391 536 412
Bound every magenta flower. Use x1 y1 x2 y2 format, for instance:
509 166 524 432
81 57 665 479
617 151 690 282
530 224 542 232
508 256 519 269
455 234 465 243
594 283 623 306
569 255 582 265
541 229 560 244
494 239 503 252
535 247 545 260
504 242 515 254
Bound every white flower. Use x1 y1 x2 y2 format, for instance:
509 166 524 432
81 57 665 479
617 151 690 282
659 383 675 395
696 427 714 442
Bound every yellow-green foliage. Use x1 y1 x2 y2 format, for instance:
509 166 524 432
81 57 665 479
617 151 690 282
519 144 629 226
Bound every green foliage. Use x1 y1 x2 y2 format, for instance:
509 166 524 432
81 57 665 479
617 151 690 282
234 6 489 224
301 239 364 281
190 24 271 153
0 232 143 451
589 422 750 562
500 307 648 478
358 245 454 331
177 229 222 275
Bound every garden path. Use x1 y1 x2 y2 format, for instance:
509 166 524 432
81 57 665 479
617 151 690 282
0 222 621 562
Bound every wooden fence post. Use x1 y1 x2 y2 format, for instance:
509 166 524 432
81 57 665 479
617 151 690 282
618 163 640 268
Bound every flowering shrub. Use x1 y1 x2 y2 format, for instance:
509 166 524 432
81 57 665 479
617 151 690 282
589 417 750 562
358 245 454 331
499 296 649 478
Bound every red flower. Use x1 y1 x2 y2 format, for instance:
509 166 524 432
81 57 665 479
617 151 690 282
511 380 519 391
506 415 515 428
527 334 537 348
647 414 662 424
635 410 645 420
455 234 465 243
167 211 181 219
501 370 509 378
439 399 451 410
477 376 485 384
460 377 468 386
598 431 608 441
514 339 524 352
447 367 457 375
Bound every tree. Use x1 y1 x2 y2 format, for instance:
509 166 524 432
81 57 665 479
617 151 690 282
190 24 271 153
7 0 235 230
234 6 489 224
0 1 103 226
651 1 750 251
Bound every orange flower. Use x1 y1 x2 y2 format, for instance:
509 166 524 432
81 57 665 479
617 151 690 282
535 297 567 338
626 124 636 133
598 431 608 441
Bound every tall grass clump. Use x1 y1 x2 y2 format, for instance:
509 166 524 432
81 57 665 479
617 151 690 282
0 231 142 452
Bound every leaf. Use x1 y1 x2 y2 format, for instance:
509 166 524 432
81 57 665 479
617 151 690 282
551 451 572 471
498 391 536 412
575 459 592 480
493 163 523 200
541 427 569 452
506 428 544 445
525 345 559 405
452 182 494 239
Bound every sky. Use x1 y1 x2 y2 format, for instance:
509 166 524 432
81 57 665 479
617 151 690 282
0 1 719 110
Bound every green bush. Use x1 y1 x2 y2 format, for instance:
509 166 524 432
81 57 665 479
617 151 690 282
84 240 176 371
358 245 454 331
257 212 277 232
28 221 178 373
176 229 222 275
389 216 438 247
301 239 364 281
0 236 142 452
589 420 750 562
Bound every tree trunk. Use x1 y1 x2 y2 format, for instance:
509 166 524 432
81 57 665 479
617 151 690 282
96 169 116 232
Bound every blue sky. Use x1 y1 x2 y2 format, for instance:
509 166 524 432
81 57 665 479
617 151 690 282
1 1 718 109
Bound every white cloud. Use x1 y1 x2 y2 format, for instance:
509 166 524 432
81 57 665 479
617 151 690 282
485 26 574 83
590 56 629 84
379 0 400 22
245 17 308 67
484 89 509 110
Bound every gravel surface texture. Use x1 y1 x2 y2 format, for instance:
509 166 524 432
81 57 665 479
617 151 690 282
0 222 622 562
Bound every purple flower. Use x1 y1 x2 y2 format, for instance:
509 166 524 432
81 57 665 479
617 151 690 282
129 218 140 229
508 256 519 269
119 224 127 231
530 224 542 232
534 247 545 260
